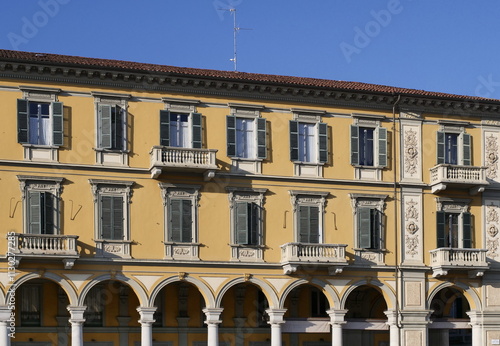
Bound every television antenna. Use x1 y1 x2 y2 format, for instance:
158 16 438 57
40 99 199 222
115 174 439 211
219 8 252 71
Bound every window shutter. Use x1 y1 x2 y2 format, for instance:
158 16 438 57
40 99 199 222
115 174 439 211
170 200 182 242
112 196 124 240
159 110 170 146
181 200 192 242
309 206 320 243
437 131 445 164
52 102 64 146
115 106 125 150
257 117 267 159
377 127 387 167
28 191 42 234
235 202 249 244
227 116 236 157
98 104 113 149
17 99 29 144
358 207 371 248
290 120 299 161
250 203 259 245
462 133 471 166
192 113 202 149
462 212 472 248
43 192 55 235
318 122 328 163
436 211 446 248
100 196 113 239
350 125 359 165
299 206 319 243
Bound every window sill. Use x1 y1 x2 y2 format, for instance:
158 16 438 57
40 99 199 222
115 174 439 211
94 149 129 166
230 158 262 174
23 145 59 162
164 242 200 261
293 162 324 178
230 244 264 262
95 239 131 258
353 166 383 181
353 248 386 265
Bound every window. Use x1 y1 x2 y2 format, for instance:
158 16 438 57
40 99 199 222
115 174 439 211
160 184 201 260
160 110 202 148
290 191 329 244
18 176 63 235
84 286 103 327
17 100 63 147
20 284 41 326
290 121 327 164
437 131 471 165
350 125 387 167
227 116 266 159
436 198 472 248
227 187 266 262
90 179 134 258
357 207 382 249
311 287 329 317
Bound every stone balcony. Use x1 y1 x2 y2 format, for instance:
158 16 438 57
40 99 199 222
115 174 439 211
9 233 79 269
430 164 488 194
149 146 218 179
429 248 489 278
280 242 348 275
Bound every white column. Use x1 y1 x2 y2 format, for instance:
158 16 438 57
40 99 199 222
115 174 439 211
327 309 347 346
203 307 223 346
466 311 483 346
266 308 287 346
67 306 86 346
384 310 400 346
0 306 13 346
137 307 157 346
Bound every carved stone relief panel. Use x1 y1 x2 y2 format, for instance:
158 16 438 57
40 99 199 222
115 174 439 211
484 130 500 183
484 198 500 261
402 193 423 264
401 122 422 182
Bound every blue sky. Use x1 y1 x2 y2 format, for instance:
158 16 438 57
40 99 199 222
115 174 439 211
1 0 500 99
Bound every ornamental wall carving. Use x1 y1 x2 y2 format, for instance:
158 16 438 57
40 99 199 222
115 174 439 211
404 129 419 175
400 123 421 182
485 200 500 259
402 194 423 263
485 133 499 180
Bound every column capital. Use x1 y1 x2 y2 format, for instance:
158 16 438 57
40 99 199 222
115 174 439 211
265 308 287 325
203 307 223 325
67 305 86 324
384 309 398 326
137 307 157 324
327 309 348 325
0 306 12 322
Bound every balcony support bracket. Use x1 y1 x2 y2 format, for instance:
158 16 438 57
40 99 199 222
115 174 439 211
328 266 344 275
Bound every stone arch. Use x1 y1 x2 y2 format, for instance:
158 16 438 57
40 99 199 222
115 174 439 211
279 278 340 309
78 273 148 306
340 279 396 310
215 277 279 308
149 275 215 308
427 281 481 311
6 272 78 306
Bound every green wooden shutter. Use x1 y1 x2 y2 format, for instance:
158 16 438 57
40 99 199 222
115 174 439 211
290 120 299 161
309 206 319 243
192 113 202 149
98 104 112 149
299 206 319 243
52 102 64 146
100 196 112 239
298 206 309 243
114 106 125 150
257 118 267 159
170 200 182 242
377 127 387 167
43 192 55 235
318 122 328 163
436 211 446 248
112 196 124 240
250 203 259 245
159 110 170 146
437 131 445 164
358 207 372 248
462 133 471 166
227 115 236 157
181 200 192 242
235 202 249 244
17 99 29 144
350 125 359 165
28 191 42 234
462 212 472 248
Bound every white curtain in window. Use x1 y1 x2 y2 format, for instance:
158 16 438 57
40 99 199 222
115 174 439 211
236 118 255 158
298 123 316 162
170 114 190 147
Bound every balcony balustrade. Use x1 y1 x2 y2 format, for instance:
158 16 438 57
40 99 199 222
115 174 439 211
280 242 348 275
429 248 489 278
149 146 218 179
9 233 79 269
430 164 488 194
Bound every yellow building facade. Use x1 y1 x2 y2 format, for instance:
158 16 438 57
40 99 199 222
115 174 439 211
0 50 500 346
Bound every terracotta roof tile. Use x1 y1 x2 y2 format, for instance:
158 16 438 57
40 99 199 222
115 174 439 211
0 49 496 102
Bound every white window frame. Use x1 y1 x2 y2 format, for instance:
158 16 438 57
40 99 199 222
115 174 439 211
289 190 329 244
92 92 131 166
160 97 203 149
18 175 64 235
159 183 201 261
89 179 134 258
227 187 267 262
436 122 471 166
350 193 388 265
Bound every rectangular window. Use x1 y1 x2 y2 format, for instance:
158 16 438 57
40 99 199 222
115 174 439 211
84 287 103 327
169 199 193 243
160 110 202 148
437 131 471 165
357 207 382 249
17 99 64 146
235 202 260 245
350 125 387 167
98 104 125 150
28 191 56 235
227 116 266 159
100 196 124 240
290 121 327 163
311 288 329 317
20 285 41 326
299 205 320 243
436 211 472 248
